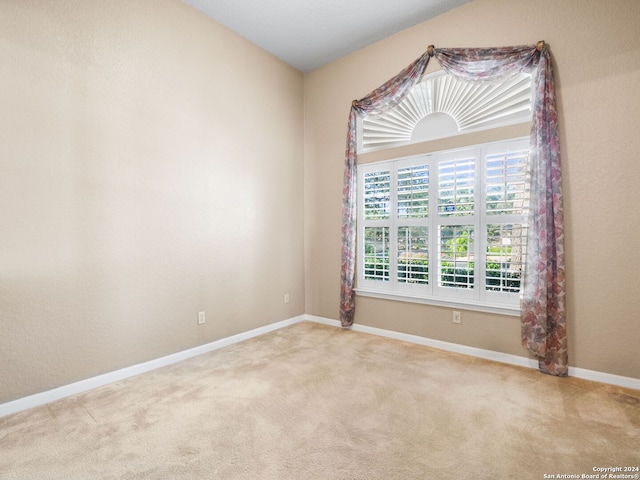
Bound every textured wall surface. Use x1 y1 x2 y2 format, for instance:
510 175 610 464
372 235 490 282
0 0 304 403
304 0 640 378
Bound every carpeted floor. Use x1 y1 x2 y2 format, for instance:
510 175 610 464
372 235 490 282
1 321 639 479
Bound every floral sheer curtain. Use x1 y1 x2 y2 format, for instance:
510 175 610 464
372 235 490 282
340 50 431 328
340 42 567 376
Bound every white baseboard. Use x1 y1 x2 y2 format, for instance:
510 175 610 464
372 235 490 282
0 315 305 418
304 314 640 391
2 313 638 418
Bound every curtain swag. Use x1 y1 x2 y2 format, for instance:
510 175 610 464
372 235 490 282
339 42 567 376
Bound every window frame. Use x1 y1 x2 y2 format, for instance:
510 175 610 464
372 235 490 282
356 137 530 316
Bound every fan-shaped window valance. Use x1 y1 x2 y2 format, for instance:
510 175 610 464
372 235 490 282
361 71 532 151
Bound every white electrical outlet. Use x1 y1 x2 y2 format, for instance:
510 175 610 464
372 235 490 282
284 293 290 304
198 311 206 325
452 311 461 324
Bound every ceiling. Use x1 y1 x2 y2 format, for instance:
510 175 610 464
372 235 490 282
181 0 472 72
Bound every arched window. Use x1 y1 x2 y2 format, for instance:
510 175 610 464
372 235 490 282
359 71 532 152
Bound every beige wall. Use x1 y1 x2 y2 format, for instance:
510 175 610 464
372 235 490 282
0 0 304 403
304 0 640 379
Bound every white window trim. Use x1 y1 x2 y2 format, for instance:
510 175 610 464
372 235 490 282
356 137 529 316
354 288 521 316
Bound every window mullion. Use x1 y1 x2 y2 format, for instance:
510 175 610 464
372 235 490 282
428 155 438 296
432 155 442 294
477 145 487 302
390 166 398 291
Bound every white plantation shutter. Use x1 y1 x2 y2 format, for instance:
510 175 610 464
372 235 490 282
485 223 527 294
438 225 475 290
363 227 389 281
363 170 391 220
357 138 530 313
362 169 391 282
397 164 429 219
486 149 529 215
438 157 475 216
396 162 430 286
397 226 429 285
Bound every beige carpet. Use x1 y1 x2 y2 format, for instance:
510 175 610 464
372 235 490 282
1 321 638 479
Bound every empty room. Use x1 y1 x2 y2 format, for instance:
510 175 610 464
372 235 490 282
1 0 638 478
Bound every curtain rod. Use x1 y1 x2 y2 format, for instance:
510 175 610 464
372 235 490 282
426 40 545 56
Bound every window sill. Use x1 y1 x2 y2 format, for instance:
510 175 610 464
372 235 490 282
354 288 521 317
